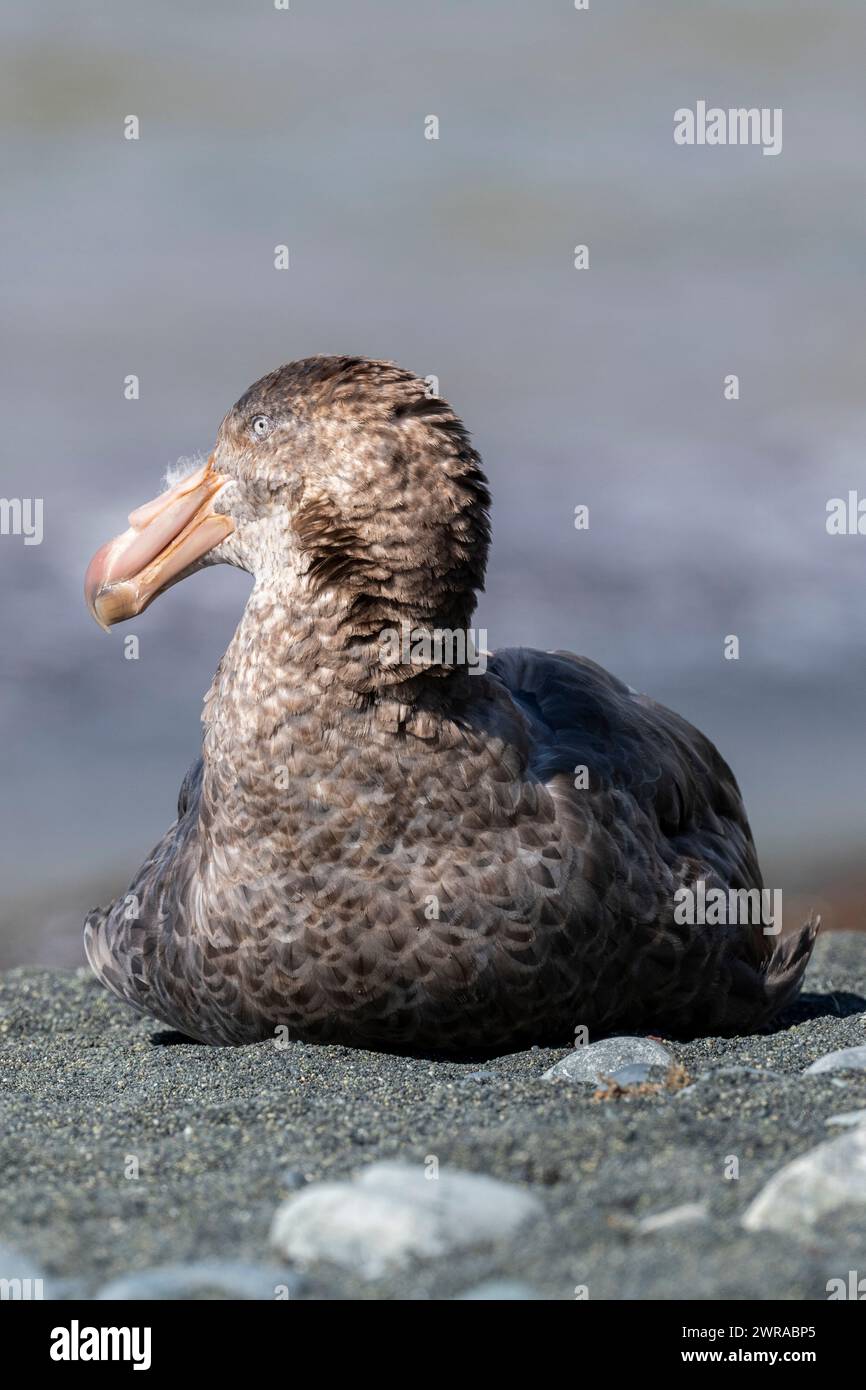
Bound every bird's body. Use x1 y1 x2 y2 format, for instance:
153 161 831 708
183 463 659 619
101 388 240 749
84 356 816 1050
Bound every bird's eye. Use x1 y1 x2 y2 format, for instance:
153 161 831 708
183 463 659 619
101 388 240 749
250 414 274 441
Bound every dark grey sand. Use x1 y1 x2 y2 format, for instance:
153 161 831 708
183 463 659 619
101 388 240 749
1 932 865 1300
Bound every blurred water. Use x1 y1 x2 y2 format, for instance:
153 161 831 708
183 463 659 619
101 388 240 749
2 0 865 964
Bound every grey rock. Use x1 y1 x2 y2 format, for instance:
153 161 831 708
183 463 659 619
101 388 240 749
637 1202 708 1234
543 1037 673 1085
804 1045 866 1076
742 1127 866 1235
608 1063 657 1085
457 1279 543 1299
281 1168 310 1192
95 1261 305 1300
825 1110 866 1129
270 1160 542 1278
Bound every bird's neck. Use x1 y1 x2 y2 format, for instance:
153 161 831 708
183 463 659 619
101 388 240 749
201 578 489 787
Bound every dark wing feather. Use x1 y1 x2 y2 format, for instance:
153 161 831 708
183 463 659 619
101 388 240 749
488 647 817 1034
84 754 204 1032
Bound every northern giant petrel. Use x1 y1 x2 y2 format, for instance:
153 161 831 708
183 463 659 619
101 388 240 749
84 356 817 1049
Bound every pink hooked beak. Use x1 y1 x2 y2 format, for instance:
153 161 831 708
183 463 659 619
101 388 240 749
84 456 235 629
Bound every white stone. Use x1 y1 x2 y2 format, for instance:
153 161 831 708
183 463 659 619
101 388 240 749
825 1109 866 1129
742 1127 866 1234
270 1161 542 1277
543 1036 672 1084
95 1261 303 1300
804 1045 866 1076
637 1202 708 1234
457 1279 542 1299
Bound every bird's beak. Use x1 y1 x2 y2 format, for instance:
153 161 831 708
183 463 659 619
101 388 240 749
84 455 235 629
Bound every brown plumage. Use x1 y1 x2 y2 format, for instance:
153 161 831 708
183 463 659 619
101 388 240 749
84 356 818 1050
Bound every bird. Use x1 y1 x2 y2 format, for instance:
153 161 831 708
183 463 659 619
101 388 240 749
83 355 817 1051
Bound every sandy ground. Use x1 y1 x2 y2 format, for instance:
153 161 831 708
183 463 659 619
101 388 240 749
1 932 865 1300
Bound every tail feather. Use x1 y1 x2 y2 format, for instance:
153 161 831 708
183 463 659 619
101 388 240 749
762 912 821 1014
84 903 150 1019
725 913 821 1032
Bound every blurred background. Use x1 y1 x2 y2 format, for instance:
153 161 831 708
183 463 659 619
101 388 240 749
1 0 864 967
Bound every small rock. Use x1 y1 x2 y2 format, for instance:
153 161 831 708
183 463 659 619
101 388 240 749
457 1280 543 1299
742 1127 866 1235
270 1161 542 1278
637 1202 708 1234
804 1046 866 1076
543 1037 673 1085
826 1110 866 1129
607 1063 659 1086
95 1262 305 1300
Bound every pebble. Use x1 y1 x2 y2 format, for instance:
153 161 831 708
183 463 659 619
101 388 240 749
542 1037 673 1085
742 1126 866 1235
281 1168 310 1192
607 1064 658 1086
637 1202 708 1234
95 1261 305 1300
803 1045 866 1076
270 1161 542 1278
825 1110 866 1129
456 1280 543 1299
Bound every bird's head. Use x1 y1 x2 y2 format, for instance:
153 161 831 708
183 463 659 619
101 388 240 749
85 357 491 679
